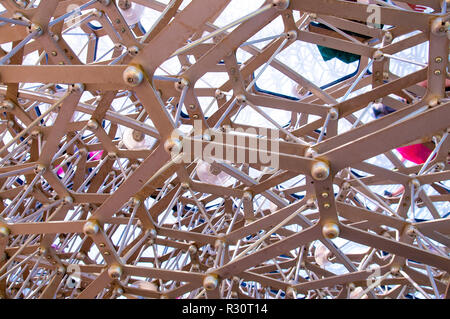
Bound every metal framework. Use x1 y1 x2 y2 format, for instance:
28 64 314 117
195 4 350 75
0 0 449 299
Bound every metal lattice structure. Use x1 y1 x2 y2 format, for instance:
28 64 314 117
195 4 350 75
0 0 449 299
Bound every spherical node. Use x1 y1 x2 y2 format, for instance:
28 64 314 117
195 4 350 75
390 265 401 276
322 222 340 239
34 164 46 174
69 83 85 93
304 147 317 158
128 46 139 56
123 65 144 87
191 264 200 272
383 31 393 43
188 245 197 255
99 0 111 6
272 0 290 10
203 274 219 290
174 78 189 91
1 100 15 111
107 152 117 159
0 225 10 238
83 220 100 236
87 119 99 131
164 138 182 154
236 94 247 105
341 182 351 191
311 161 330 181
57 266 66 275
373 50 384 61
215 89 225 99
108 264 123 279
286 30 297 40
63 196 73 204
306 198 316 209
431 18 446 36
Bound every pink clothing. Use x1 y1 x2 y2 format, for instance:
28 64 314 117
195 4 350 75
396 143 433 164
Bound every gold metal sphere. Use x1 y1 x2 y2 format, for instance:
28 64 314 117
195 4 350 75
164 138 182 154
191 264 200 272
108 264 123 279
83 220 100 236
311 161 330 181
0 225 10 238
203 273 219 291
272 0 290 10
87 119 99 131
322 222 340 239
123 65 144 87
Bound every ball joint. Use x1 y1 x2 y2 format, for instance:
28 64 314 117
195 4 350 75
108 264 123 279
83 220 100 236
322 222 340 239
311 160 330 181
123 65 144 87
272 0 290 10
203 273 219 291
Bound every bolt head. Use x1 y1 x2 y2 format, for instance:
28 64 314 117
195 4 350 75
0 225 10 238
